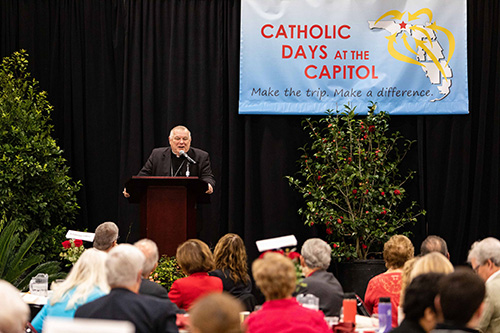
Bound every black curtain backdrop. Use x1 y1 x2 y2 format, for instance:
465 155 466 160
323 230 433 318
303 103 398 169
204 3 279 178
1 0 499 264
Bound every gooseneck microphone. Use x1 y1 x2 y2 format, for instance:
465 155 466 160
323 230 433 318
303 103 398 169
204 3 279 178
179 150 196 164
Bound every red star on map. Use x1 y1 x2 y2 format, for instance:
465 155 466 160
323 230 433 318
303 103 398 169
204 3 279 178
399 21 407 29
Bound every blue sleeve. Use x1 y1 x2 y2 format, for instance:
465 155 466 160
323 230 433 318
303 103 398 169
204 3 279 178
31 303 49 333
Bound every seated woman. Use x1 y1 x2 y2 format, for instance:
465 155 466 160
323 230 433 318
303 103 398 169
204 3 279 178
31 248 109 332
364 234 414 328
245 252 331 333
209 233 254 309
168 239 222 311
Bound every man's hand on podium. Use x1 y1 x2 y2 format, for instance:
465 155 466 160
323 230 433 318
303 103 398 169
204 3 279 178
123 188 130 198
206 184 213 194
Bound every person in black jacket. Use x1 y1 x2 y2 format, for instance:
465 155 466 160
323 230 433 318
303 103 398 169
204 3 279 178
294 238 344 316
134 238 169 299
75 244 179 333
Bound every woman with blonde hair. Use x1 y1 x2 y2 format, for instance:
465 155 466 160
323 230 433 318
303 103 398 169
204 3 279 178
168 239 222 311
245 252 331 333
209 234 253 305
31 248 109 332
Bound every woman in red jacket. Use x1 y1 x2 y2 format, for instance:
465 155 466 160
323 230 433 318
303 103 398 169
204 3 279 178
168 239 222 311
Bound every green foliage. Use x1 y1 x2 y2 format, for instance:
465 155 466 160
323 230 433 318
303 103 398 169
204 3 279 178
286 103 425 261
151 255 186 291
0 220 65 291
0 50 81 259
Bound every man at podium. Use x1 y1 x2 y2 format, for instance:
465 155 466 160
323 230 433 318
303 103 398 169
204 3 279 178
137 125 215 194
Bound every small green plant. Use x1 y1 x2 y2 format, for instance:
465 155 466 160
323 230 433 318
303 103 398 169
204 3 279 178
0 220 65 291
151 256 186 291
287 103 425 261
0 50 81 260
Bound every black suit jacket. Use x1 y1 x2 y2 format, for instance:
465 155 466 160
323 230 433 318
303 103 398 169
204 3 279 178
139 278 169 299
74 288 179 333
138 147 215 189
294 269 344 316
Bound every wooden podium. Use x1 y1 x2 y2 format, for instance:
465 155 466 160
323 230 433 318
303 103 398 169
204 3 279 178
125 176 209 256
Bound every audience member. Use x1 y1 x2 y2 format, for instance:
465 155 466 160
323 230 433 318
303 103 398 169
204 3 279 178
32 248 110 332
209 233 254 311
134 238 168 299
189 293 244 333
421 236 450 259
467 237 500 333
93 221 119 252
391 273 443 333
365 235 414 328
432 268 485 333
245 252 331 333
0 280 30 333
75 244 178 333
294 238 343 316
399 252 454 324
168 239 222 311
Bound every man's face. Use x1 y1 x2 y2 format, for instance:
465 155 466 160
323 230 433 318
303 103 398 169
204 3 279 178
169 129 191 155
470 257 491 281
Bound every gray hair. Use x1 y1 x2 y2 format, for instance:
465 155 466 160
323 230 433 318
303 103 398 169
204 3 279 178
301 238 332 270
0 280 29 333
106 244 145 288
420 235 449 257
134 239 159 278
468 237 500 266
169 125 191 138
93 221 119 251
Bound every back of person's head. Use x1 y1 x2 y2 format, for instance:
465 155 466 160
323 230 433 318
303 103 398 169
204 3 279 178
213 233 249 285
176 239 215 275
51 248 110 309
403 273 443 322
252 252 295 300
467 237 500 267
410 252 454 280
93 221 119 251
420 235 449 257
0 280 29 333
106 244 145 288
190 293 244 333
437 268 485 326
134 238 159 278
301 238 332 270
383 234 414 269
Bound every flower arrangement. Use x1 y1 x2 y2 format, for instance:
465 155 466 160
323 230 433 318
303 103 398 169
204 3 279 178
259 249 303 284
151 255 186 291
286 103 425 261
59 239 85 266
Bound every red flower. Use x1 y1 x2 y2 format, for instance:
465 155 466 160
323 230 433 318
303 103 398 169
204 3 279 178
62 240 71 249
381 210 387 215
73 239 83 247
333 243 339 248
352 189 357 194
287 251 301 260
317 175 321 180
394 189 401 195
337 218 342 224
365 189 369 194
369 125 375 132
326 228 333 235
310 221 315 226
381 192 385 196
362 244 368 249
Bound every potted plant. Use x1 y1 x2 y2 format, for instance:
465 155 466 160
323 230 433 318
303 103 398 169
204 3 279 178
287 103 424 261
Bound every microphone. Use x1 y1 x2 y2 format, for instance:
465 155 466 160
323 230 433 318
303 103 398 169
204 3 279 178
179 150 196 164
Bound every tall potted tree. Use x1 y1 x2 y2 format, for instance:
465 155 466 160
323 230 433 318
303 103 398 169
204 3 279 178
286 103 424 297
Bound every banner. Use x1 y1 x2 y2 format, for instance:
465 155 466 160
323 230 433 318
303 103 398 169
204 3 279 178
239 0 468 115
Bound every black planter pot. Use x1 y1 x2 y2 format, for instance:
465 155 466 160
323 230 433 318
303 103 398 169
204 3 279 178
333 259 387 300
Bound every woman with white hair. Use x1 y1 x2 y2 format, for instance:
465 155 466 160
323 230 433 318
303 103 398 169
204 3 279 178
31 248 110 332
295 238 344 316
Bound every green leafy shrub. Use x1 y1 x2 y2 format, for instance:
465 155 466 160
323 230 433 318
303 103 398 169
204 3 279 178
151 256 186 291
0 220 65 291
287 104 425 261
0 50 81 259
